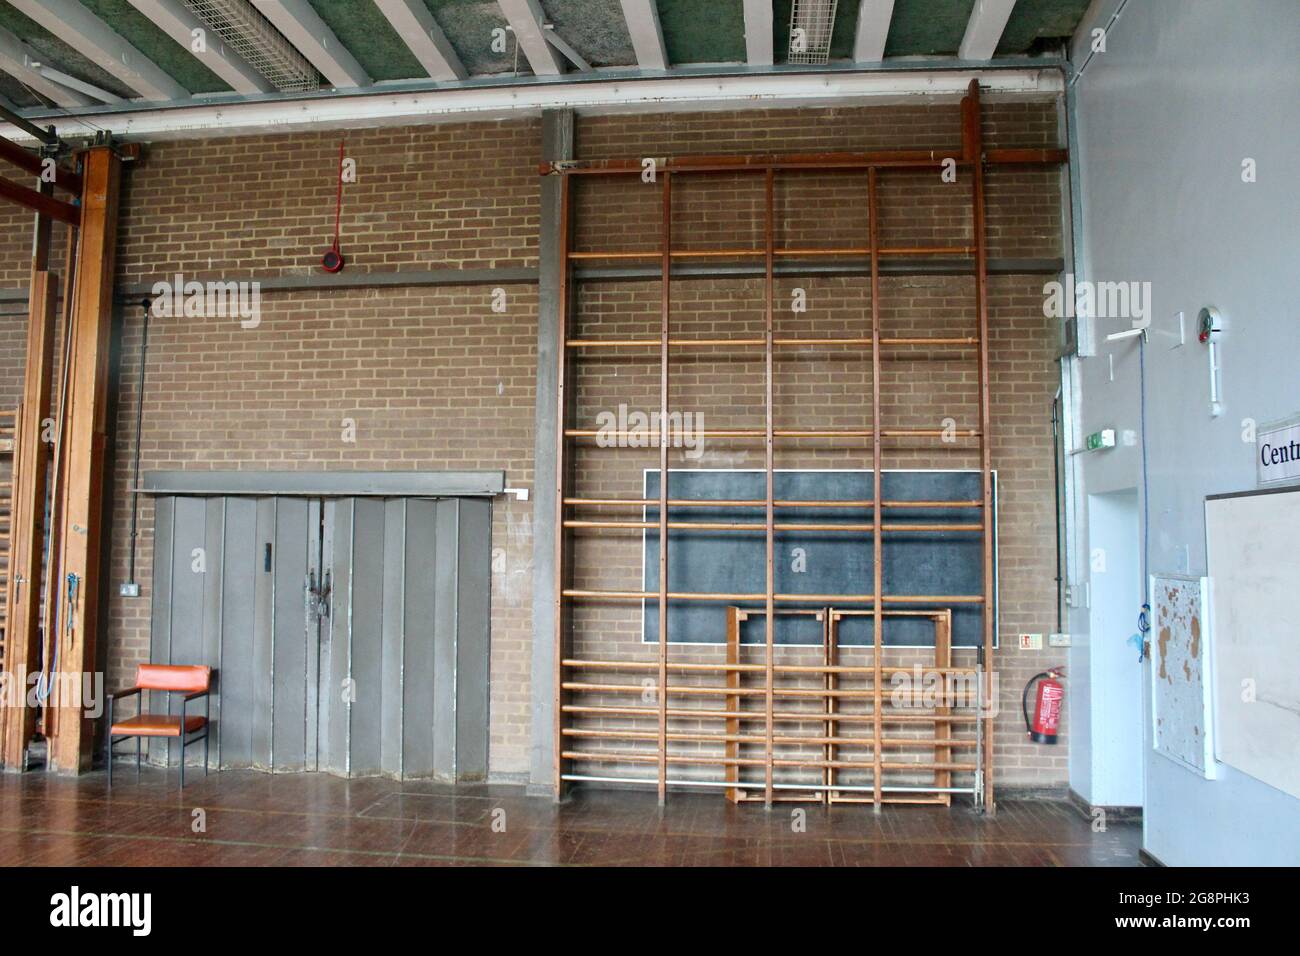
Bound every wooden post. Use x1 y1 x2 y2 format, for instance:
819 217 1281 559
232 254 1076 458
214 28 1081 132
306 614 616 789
1 177 56 769
1 272 57 768
48 145 122 774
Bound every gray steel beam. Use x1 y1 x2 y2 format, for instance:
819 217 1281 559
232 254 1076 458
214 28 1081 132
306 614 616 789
529 108 572 797
139 470 505 497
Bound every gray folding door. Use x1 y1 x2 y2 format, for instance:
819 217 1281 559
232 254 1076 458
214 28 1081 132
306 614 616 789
148 494 491 780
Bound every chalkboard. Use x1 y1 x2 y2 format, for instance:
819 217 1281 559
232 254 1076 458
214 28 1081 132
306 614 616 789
642 469 996 648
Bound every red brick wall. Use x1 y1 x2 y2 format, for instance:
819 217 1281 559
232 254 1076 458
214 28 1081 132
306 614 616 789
0 100 1066 787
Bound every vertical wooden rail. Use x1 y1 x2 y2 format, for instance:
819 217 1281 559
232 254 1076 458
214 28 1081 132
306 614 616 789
822 611 833 804
40 226 79 742
762 168 776 808
965 79 997 813
657 171 672 805
724 605 741 801
552 173 571 799
867 167 885 811
934 610 953 805
49 145 122 773
1 181 54 768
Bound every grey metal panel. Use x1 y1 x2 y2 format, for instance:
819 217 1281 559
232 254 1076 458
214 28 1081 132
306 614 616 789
250 498 276 769
140 470 506 497
160 497 206 766
201 498 226 770
347 497 386 776
304 498 322 771
319 498 353 776
432 499 460 779
217 497 258 769
400 498 439 778
455 498 492 780
380 499 406 777
271 498 311 772
146 497 176 766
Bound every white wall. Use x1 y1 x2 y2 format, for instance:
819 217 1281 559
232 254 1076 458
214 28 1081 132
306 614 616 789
1072 490 1143 807
1072 0 1300 865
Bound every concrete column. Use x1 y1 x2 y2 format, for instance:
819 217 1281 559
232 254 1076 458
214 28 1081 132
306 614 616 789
528 109 573 796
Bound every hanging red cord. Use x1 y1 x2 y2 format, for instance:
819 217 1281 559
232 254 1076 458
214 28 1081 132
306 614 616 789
321 138 346 273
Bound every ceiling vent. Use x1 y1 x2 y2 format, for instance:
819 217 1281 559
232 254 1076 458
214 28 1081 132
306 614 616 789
787 0 839 65
183 0 320 93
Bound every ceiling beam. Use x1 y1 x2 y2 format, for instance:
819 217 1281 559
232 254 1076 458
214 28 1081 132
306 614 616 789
619 0 667 71
958 0 1019 61
126 0 272 94
498 0 565 75
251 0 371 88
37 65 124 103
743 0 774 65
374 0 467 81
8 0 189 101
0 25 93 107
3 67 1063 143
853 0 895 62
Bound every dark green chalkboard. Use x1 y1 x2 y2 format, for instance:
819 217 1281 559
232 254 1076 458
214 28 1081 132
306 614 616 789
642 470 996 648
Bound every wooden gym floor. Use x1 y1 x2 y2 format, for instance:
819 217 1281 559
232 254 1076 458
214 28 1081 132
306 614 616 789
0 769 1142 867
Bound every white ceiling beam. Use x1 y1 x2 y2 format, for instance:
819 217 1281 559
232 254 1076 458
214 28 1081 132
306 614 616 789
0 24 93 107
498 0 565 75
37 64 124 103
853 0 895 62
374 0 466 81
958 0 1019 61
743 0 773 65
543 30 590 71
8 0 189 100
2 68 1062 143
126 0 272 94
619 0 667 71
251 0 371 88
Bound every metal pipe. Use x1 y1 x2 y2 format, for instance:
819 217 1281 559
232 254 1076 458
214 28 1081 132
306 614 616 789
124 298 152 589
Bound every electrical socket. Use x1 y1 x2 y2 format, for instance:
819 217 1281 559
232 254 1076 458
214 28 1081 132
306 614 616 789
119 582 140 597
1049 633 1072 647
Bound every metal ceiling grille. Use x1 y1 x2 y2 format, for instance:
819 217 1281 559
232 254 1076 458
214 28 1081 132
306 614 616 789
788 0 839 64
183 0 320 93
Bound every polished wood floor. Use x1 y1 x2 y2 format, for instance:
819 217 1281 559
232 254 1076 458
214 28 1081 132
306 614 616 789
0 768 1142 866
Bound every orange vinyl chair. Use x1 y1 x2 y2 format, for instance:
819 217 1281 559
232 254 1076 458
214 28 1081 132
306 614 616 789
106 664 212 788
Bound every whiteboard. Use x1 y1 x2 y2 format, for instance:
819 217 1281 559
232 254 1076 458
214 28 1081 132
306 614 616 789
1149 574 1215 778
1205 488 1300 798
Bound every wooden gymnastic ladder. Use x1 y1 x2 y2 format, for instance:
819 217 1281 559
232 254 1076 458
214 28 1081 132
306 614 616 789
0 407 17 673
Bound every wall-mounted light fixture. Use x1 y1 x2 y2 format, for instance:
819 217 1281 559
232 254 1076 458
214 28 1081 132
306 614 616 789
1198 306 1225 417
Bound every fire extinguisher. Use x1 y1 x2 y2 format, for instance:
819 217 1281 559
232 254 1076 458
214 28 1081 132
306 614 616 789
1022 668 1065 744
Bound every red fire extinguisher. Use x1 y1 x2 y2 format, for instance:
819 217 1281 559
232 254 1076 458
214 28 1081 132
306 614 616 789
1022 668 1065 744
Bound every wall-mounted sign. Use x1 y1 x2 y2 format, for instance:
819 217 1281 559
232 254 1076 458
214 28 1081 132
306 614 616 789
1258 415 1300 486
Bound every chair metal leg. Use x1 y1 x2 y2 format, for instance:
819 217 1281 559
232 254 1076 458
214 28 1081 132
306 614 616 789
136 737 141 782
203 732 209 775
108 736 113 788
179 736 185 789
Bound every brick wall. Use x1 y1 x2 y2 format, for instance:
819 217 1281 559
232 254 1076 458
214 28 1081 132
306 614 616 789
0 99 1066 788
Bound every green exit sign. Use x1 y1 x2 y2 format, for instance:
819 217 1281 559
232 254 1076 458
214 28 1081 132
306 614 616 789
1086 429 1116 451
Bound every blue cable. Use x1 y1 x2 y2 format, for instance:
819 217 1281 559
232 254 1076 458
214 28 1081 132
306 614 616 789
1138 333 1150 660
